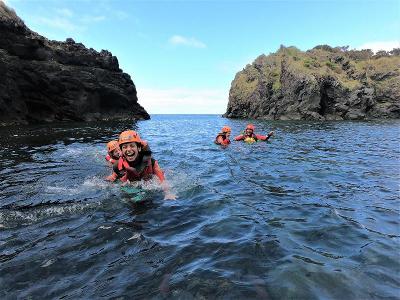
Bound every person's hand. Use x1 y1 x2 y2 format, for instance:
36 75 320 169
105 173 117 182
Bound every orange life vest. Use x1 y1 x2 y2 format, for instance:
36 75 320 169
115 156 156 182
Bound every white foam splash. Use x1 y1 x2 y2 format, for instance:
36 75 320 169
0 201 101 225
41 259 56 267
45 186 81 195
127 233 142 240
59 147 87 158
45 176 113 196
99 226 112 230
82 176 110 189
57 144 105 163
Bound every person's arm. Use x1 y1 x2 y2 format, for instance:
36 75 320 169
105 154 116 164
106 162 119 181
105 172 118 182
106 161 124 182
234 135 244 141
256 131 274 141
153 160 165 182
153 161 176 200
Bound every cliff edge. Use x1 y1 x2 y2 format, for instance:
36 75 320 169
225 45 400 120
0 2 150 125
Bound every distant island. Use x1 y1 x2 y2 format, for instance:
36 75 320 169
0 2 149 126
225 45 400 120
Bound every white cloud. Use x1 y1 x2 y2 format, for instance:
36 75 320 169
81 15 106 23
138 87 228 114
32 8 106 36
356 41 400 53
36 16 83 33
114 10 129 20
168 35 206 48
217 55 256 74
56 8 73 18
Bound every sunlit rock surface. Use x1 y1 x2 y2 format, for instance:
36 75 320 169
226 45 400 120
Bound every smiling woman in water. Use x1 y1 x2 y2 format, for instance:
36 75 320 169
108 130 176 200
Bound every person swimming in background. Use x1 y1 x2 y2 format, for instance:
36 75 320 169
107 130 176 200
105 140 121 166
234 124 274 143
214 126 231 147
105 140 122 181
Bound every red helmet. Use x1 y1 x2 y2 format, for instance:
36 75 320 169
118 130 142 147
221 126 231 133
107 140 119 153
246 124 255 131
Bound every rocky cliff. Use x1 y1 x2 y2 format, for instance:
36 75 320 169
0 3 149 125
225 45 400 120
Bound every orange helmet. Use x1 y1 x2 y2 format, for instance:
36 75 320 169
221 126 231 133
246 124 255 131
118 130 142 146
107 140 119 153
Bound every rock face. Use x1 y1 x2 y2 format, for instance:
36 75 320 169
0 3 149 125
225 45 400 120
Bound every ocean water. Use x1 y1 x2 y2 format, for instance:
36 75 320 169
0 114 399 299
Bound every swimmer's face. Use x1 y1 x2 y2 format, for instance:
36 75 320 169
121 142 141 162
225 131 231 138
245 129 253 136
111 148 121 159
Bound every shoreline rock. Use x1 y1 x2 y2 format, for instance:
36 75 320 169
0 3 150 126
225 45 400 120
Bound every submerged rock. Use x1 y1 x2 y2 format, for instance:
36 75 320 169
0 2 149 126
225 45 400 120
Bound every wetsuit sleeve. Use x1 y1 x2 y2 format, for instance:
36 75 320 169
255 134 268 141
153 160 165 182
234 135 244 141
110 161 125 181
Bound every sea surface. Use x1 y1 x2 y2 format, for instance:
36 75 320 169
0 114 399 299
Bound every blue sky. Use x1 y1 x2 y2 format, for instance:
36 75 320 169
4 0 400 114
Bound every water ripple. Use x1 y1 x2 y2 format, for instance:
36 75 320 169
0 117 399 299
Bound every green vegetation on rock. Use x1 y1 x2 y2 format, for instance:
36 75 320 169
225 45 400 120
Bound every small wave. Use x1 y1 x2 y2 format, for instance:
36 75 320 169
59 147 87 158
57 144 105 162
0 200 101 227
41 258 56 268
45 186 81 195
118 169 197 199
82 176 111 189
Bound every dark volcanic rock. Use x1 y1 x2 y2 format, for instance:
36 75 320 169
225 45 400 120
0 3 149 125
